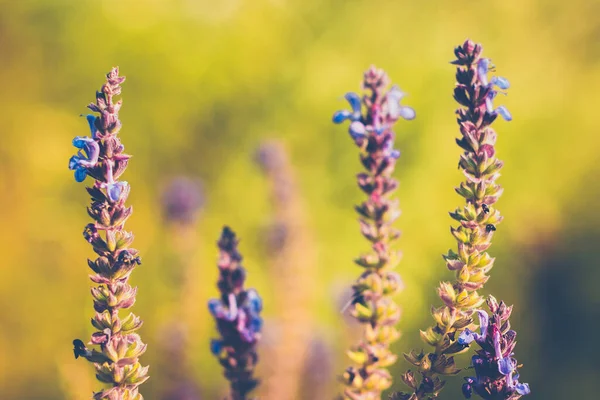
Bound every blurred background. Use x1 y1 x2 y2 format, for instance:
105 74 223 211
0 0 598 399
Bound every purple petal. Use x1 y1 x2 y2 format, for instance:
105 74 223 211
333 110 351 124
477 59 490 86
475 309 489 338
208 299 223 317
491 76 510 90
515 382 531 395
85 141 100 164
498 357 516 376
107 182 128 203
458 328 476 345
348 121 366 139
495 106 513 121
73 136 94 149
398 106 416 120
69 155 81 170
246 289 263 313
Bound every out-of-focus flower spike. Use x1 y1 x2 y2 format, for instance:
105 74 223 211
332 66 413 399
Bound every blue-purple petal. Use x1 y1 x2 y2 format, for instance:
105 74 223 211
477 58 491 86
210 339 223 355
345 92 362 113
348 121 366 139
496 106 513 121
458 328 476 345
515 382 531 395
73 136 93 149
69 155 80 170
74 167 87 182
398 106 416 120
498 357 515 376
491 76 510 90
475 309 489 338
333 110 351 124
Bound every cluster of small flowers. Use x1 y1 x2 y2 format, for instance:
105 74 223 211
208 226 263 400
332 66 414 399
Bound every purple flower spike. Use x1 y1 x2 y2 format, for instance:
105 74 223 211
69 68 148 398
459 296 530 399
333 65 412 399
209 227 262 399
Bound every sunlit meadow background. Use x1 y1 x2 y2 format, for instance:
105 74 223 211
0 0 598 399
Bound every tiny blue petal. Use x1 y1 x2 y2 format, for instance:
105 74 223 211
345 92 362 113
491 76 510 90
74 167 87 182
333 110 351 124
246 290 263 313
69 155 81 170
496 106 513 121
210 339 223 355
458 329 476 345
515 382 531 395
391 150 400 159
73 136 94 149
208 299 221 316
249 316 263 333
498 357 515 376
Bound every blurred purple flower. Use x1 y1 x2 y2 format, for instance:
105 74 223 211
161 177 204 224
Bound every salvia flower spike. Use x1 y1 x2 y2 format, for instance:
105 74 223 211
70 68 149 400
208 226 263 400
333 65 414 400
459 296 530 399
395 39 511 400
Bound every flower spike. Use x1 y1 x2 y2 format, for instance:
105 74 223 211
69 68 148 399
333 65 414 399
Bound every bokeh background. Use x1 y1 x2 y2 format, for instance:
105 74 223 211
0 0 599 399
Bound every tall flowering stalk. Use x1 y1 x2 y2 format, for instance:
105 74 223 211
69 68 149 399
208 227 263 400
332 66 415 399
459 296 530 399
396 40 512 399
255 140 317 400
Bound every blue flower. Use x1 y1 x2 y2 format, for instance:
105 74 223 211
477 58 512 121
332 92 362 124
386 86 416 121
210 339 223 356
246 289 262 314
68 136 99 182
458 309 489 345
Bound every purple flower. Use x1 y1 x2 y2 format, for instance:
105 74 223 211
386 86 416 121
477 58 512 121
333 92 362 124
69 136 100 182
460 297 530 399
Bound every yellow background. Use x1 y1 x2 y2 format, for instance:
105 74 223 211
0 0 598 398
